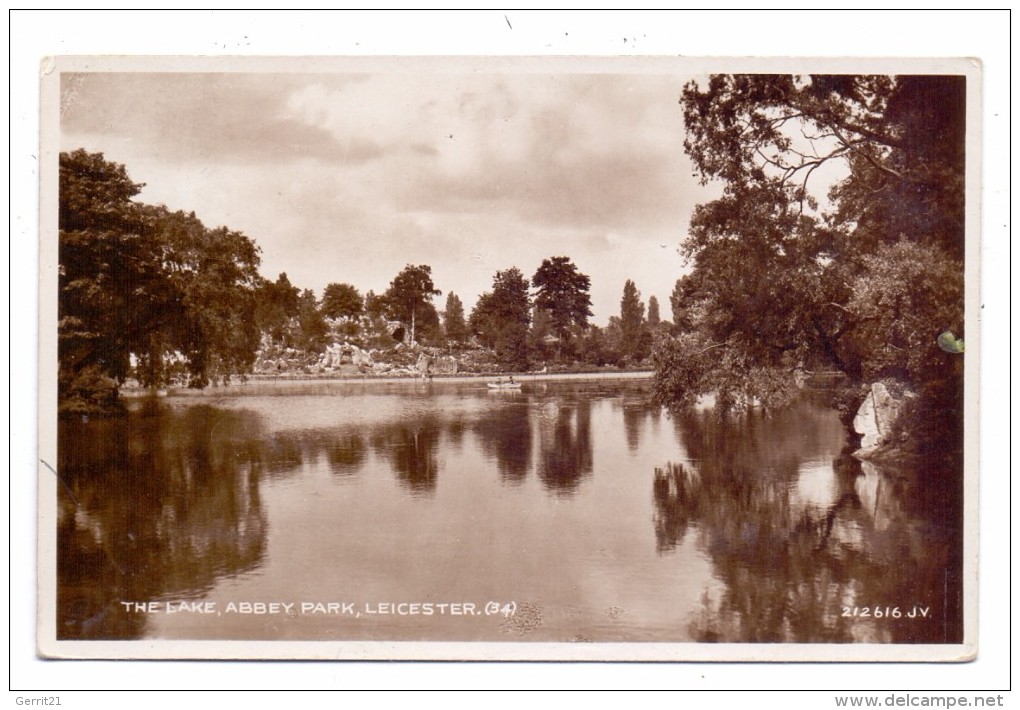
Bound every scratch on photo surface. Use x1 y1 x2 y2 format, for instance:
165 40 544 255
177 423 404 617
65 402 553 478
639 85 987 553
41 458 81 507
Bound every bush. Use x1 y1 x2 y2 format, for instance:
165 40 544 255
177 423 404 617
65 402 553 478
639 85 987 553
58 364 124 417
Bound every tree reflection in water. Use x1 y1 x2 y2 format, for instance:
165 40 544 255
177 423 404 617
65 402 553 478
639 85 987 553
57 406 270 640
473 402 532 485
326 433 367 477
652 462 701 553
655 397 962 644
370 417 442 495
536 397 593 496
621 402 645 452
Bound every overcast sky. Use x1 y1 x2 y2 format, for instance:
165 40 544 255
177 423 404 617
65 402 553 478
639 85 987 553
60 67 712 323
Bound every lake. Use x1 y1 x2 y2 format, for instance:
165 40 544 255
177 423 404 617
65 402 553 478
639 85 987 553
56 378 962 644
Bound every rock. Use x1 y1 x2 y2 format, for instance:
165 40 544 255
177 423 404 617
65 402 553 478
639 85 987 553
351 345 373 367
853 382 902 456
318 343 342 369
433 355 458 375
416 353 432 375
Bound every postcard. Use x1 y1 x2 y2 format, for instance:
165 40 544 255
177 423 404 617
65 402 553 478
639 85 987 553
38 55 980 661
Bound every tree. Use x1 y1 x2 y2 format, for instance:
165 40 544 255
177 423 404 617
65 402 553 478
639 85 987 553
602 317 625 366
382 264 441 345
442 292 469 344
469 268 531 369
619 280 646 362
531 256 593 354
528 305 557 362
468 293 496 348
576 324 612 367
364 290 386 320
296 288 329 352
656 74 965 457
255 272 300 344
647 295 661 328
58 150 263 410
59 149 155 410
321 282 363 321
669 277 693 331
148 210 262 388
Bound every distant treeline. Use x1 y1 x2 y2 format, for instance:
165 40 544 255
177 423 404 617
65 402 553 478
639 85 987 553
58 150 669 413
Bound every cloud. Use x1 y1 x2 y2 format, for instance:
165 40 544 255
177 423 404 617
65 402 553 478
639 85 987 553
303 73 700 233
57 68 704 322
61 72 382 166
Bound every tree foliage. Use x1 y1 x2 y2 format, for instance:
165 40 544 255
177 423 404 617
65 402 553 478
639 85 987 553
531 256 593 343
146 208 262 388
647 295 661 329
321 282 363 321
58 150 262 411
296 288 329 352
442 292 469 344
364 290 386 320
469 268 531 369
656 74 966 443
383 264 441 345
619 280 648 362
254 272 301 344
59 149 154 398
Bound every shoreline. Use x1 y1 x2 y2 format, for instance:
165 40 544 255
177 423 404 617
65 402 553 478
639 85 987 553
122 369 655 397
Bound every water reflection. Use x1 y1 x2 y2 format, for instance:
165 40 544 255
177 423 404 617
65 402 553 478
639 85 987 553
658 398 962 643
57 407 269 640
327 433 367 476
474 402 532 484
370 418 442 494
536 397 593 496
652 462 700 553
621 401 650 452
56 383 961 646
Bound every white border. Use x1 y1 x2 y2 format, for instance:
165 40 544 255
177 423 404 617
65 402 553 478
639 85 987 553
10 9 1012 696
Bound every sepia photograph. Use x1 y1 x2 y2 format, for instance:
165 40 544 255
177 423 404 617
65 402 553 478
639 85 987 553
35 53 981 664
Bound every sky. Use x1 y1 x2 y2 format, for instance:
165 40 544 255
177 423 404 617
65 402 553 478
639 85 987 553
59 66 710 324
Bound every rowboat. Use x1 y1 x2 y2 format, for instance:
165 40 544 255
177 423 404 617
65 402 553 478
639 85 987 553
487 381 522 390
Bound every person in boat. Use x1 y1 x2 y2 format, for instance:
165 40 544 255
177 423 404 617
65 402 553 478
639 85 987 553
509 376 515 385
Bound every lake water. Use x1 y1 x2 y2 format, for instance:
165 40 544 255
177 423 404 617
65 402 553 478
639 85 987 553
56 378 962 644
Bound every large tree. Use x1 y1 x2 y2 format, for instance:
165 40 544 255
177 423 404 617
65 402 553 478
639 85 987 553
531 256 593 354
321 282 363 321
382 264 442 345
255 272 301 344
647 295 661 329
58 150 263 410
146 208 262 388
619 279 647 362
296 288 329 352
655 74 965 458
442 292 469 344
363 290 386 320
469 268 531 369
59 149 159 410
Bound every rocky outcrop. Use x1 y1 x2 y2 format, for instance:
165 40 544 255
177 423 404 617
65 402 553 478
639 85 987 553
853 382 907 458
319 343 344 369
411 352 458 377
351 345 373 367
432 355 458 375
416 353 432 376
317 343 374 371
